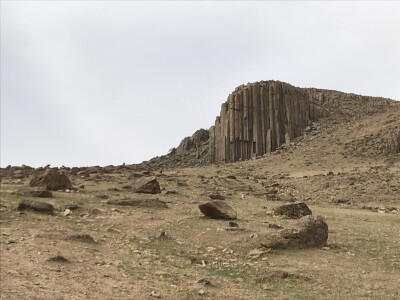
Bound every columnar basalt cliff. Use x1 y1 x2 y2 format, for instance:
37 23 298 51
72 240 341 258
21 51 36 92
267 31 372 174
209 81 318 163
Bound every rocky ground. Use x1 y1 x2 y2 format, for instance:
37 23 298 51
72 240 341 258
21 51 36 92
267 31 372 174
1 98 400 299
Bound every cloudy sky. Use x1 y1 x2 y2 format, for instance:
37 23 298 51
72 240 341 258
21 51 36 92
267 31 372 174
1 1 399 167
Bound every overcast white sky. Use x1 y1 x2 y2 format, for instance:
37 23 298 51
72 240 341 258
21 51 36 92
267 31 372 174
1 1 399 168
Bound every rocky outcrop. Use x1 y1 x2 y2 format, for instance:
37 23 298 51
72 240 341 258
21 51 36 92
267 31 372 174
30 169 73 191
209 81 318 163
18 200 54 214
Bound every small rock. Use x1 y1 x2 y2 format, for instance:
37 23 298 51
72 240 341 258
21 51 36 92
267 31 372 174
208 193 225 200
63 209 71 216
199 201 237 220
271 202 312 219
226 175 237 180
18 200 54 214
198 289 205 295
150 291 161 298
229 221 239 227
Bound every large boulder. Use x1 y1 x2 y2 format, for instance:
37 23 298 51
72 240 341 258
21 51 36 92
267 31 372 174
18 200 54 214
261 215 328 249
199 201 237 220
271 202 312 219
30 169 73 191
133 177 161 194
16 187 52 198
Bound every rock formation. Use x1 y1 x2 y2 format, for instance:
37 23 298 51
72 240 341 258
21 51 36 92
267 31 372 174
209 81 318 163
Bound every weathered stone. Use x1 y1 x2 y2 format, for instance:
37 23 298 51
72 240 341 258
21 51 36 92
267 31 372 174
16 187 52 198
18 200 54 214
30 169 73 191
198 201 237 219
133 176 161 194
210 81 317 163
272 202 312 219
261 215 328 249
107 198 168 208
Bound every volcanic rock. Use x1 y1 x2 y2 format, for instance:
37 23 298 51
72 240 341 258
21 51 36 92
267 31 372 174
271 202 312 219
198 201 237 219
16 187 52 198
18 200 54 214
261 215 328 249
133 176 161 194
30 169 73 191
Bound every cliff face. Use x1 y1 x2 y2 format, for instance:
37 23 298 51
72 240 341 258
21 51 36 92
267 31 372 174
209 81 318 163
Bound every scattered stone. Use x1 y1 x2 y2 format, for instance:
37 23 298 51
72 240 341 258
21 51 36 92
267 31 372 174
133 177 161 194
107 198 168 208
208 193 225 200
63 209 71 216
229 221 239 227
18 200 54 214
197 278 212 286
47 255 70 263
226 175 237 180
95 194 109 199
16 187 52 198
198 289 205 295
157 231 170 240
271 202 312 219
30 169 73 191
199 201 237 220
107 187 120 191
261 215 328 249
150 291 161 298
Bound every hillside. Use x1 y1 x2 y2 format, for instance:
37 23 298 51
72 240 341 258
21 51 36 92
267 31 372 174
1 81 399 300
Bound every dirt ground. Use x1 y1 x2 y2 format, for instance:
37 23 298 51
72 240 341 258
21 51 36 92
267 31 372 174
1 105 399 299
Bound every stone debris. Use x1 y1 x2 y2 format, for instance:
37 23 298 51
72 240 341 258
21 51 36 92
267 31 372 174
199 201 237 220
261 215 328 249
30 169 73 191
271 202 312 219
106 198 167 208
18 200 54 214
16 187 52 198
133 177 161 194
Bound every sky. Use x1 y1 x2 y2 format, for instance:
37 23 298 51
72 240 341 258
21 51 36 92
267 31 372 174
1 1 400 168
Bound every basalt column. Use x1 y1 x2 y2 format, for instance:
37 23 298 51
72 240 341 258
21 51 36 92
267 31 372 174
209 80 317 163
